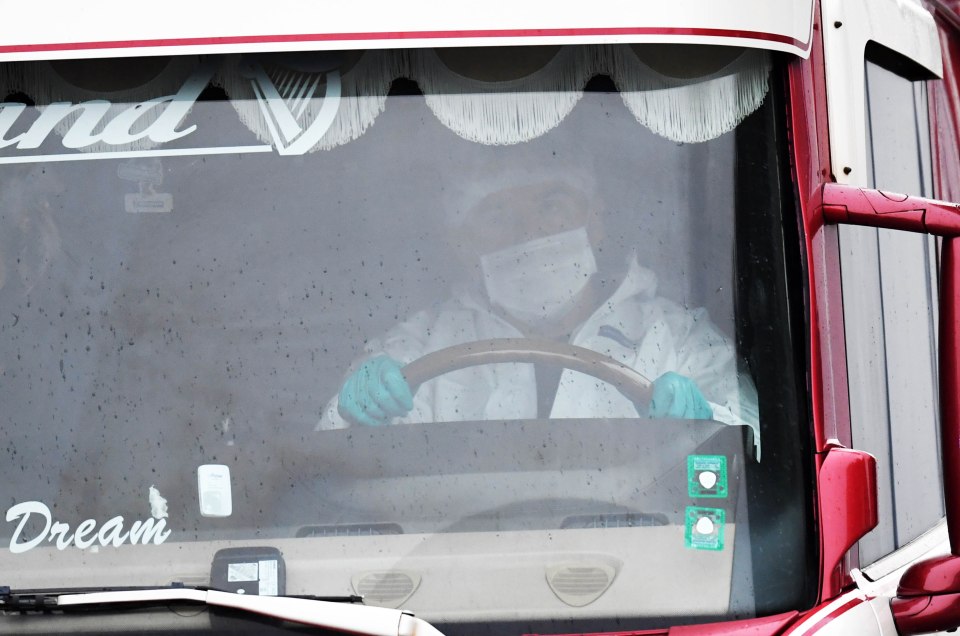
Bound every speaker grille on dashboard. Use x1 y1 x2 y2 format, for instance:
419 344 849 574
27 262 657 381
352 571 421 608
546 563 617 607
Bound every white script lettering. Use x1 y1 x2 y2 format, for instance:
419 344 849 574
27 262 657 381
0 64 214 151
6 501 171 554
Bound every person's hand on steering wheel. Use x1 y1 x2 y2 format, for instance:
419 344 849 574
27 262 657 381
648 371 713 420
338 356 414 426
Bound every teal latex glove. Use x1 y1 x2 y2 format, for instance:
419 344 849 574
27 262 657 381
338 356 414 426
648 371 713 420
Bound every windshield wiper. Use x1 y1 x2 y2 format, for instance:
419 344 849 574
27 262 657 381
1 585 444 636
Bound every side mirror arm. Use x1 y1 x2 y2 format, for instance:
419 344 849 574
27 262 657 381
821 182 960 236
819 184 960 634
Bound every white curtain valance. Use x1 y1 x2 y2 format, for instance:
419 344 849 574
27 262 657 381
608 47 771 144
0 45 771 153
410 46 770 146
412 46 590 146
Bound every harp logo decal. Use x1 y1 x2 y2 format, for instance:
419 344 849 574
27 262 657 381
242 62 341 155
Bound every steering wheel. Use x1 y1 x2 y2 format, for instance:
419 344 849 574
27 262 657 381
400 338 653 410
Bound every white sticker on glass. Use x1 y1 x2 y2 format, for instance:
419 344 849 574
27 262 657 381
258 559 279 596
0 60 341 165
198 464 233 518
5 486 172 554
227 562 259 582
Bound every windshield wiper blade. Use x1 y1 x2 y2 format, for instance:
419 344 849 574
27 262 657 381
1 585 362 610
4 586 444 636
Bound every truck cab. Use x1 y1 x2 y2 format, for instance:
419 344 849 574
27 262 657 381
1 1 959 634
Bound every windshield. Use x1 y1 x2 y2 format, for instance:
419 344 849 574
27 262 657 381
0 46 813 632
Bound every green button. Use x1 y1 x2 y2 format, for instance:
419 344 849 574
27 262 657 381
687 455 728 498
685 506 725 551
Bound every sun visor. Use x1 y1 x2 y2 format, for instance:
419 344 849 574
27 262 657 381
0 0 814 62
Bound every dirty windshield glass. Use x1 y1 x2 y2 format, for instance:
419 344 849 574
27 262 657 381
0 47 812 632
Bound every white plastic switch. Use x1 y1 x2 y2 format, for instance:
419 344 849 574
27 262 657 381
698 471 718 490
695 516 715 535
198 464 233 517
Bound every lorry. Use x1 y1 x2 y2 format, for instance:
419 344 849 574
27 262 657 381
1 0 959 634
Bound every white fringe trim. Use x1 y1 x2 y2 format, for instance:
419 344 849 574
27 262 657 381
608 47 771 143
0 64 24 98
397 45 769 146
409 47 593 146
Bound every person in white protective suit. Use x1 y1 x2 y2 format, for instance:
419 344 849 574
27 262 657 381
318 163 759 445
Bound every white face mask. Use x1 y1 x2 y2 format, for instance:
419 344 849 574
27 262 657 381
480 227 597 325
